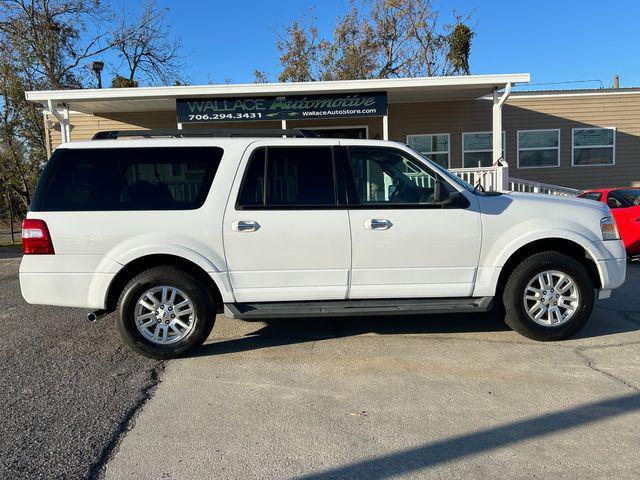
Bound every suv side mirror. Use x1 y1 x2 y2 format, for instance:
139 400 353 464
434 180 461 206
433 180 443 202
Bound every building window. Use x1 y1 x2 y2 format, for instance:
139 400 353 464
462 131 505 168
406 134 450 168
572 128 615 167
517 129 560 169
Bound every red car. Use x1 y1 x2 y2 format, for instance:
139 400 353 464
579 188 640 258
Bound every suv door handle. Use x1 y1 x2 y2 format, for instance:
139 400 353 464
365 218 392 230
231 220 260 232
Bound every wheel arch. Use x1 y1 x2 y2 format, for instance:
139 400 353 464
495 238 601 299
104 254 228 313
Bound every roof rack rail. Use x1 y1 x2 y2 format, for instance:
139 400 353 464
91 128 323 140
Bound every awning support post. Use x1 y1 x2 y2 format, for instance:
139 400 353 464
47 99 70 143
492 82 511 190
382 115 389 140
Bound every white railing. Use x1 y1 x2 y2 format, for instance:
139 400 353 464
450 166 503 192
508 177 581 197
448 165 580 197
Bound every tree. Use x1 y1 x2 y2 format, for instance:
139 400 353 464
110 0 185 86
253 69 269 84
0 0 116 209
275 0 474 82
277 18 327 82
110 75 138 88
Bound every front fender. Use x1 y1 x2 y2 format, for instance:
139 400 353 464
474 220 605 297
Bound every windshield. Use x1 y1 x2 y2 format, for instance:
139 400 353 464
616 189 640 206
407 146 474 192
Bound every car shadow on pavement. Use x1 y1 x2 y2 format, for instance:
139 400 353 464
291 392 640 480
193 311 507 357
193 302 640 358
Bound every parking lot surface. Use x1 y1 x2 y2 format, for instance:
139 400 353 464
105 264 640 480
0 252 163 480
2 247 639 479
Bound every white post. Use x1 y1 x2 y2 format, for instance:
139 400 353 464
281 119 287 137
492 88 502 165
382 115 388 140
492 83 512 191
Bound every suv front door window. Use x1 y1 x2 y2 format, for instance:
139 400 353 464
348 147 452 205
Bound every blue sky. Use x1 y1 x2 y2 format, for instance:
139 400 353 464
105 0 640 89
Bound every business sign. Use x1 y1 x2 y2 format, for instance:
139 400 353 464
176 92 387 123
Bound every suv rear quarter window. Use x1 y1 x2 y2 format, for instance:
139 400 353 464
32 147 223 211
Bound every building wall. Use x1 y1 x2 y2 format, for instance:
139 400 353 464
388 93 640 190
47 91 640 191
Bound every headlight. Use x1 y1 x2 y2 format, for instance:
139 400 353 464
600 216 620 241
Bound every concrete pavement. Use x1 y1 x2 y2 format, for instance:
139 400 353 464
103 264 640 480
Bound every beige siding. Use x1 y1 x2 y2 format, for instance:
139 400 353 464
389 94 640 190
46 91 640 190
47 111 177 148
504 94 640 190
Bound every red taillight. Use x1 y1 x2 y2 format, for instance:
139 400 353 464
22 219 55 255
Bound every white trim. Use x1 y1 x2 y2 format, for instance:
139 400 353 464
406 133 451 168
571 127 616 167
26 73 530 102
462 131 505 168
509 90 640 100
307 125 370 139
516 129 561 169
382 115 389 141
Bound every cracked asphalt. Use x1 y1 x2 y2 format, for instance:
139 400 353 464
0 251 163 480
3 245 639 479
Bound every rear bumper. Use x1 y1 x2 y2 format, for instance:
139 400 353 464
19 255 118 309
19 272 115 309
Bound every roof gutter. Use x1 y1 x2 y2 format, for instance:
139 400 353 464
25 73 531 103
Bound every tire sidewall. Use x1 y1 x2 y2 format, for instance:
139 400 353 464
504 253 594 340
117 268 214 358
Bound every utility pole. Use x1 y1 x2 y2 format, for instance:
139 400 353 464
6 189 15 243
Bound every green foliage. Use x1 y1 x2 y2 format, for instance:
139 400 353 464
111 75 139 88
274 0 475 82
447 23 474 75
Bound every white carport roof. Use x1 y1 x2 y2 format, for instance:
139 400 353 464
26 73 530 114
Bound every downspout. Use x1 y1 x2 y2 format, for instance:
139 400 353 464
47 99 70 144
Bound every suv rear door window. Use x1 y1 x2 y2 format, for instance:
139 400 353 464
34 147 222 211
236 146 336 208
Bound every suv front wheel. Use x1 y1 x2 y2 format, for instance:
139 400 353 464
502 251 594 341
117 266 216 358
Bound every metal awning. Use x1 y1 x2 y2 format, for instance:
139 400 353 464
26 73 530 114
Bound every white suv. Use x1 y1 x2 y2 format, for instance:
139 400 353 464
19 131 627 358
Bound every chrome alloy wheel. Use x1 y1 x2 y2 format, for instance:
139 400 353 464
134 286 195 345
523 270 580 327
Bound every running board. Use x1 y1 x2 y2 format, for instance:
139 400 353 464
224 297 493 320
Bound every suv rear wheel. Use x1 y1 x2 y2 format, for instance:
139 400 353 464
502 251 594 341
117 266 216 358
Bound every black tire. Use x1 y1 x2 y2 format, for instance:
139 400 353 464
502 251 594 341
116 266 216 359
